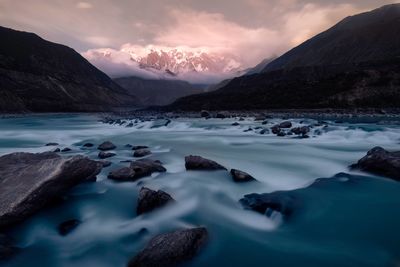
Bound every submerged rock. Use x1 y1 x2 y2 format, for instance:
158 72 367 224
99 160 112 168
0 152 101 229
98 151 116 159
83 143 94 148
133 149 151 158
45 142 59 146
128 227 208 267
137 187 174 215
58 219 81 236
185 155 227 171
97 141 116 151
230 169 256 182
350 146 400 181
61 148 72 152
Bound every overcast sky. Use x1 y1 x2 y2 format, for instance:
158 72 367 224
0 0 396 66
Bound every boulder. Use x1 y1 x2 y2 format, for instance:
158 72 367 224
271 125 281 134
137 187 174 215
98 151 116 159
185 155 227 171
279 121 292 128
291 126 310 135
128 227 208 267
98 141 116 151
108 167 136 181
58 219 81 236
133 149 152 158
0 152 102 229
83 143 94 148
350 146 400 181
130 159 167 179
230 169 256 182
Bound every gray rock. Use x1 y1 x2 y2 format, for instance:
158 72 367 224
350 146 400 181
133 149 151 158
98 141 116 151
98 151 116 159
137 187 174 215
0 152 102 229
130 159 167 179
279 121 292 128
128 227 208 267
230 169 256 182
108 167 137 181
185 155 227 171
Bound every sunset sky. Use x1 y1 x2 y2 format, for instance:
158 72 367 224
0 0 396 67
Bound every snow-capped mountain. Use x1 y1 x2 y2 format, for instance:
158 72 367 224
82 45 243 84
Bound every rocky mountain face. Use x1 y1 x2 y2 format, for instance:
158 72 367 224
114 76 203 106
168 4 400 111
0 26 141 113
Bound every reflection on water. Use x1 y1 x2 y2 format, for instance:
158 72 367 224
1 114 400 267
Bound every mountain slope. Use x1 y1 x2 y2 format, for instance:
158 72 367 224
0 26 141 112
168 4 400 111
114 77 203 106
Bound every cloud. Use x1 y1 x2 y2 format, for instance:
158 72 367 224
76 2 92 9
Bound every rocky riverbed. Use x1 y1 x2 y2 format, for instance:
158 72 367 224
0 113 400 267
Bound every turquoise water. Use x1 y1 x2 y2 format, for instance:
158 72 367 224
1 114 400 267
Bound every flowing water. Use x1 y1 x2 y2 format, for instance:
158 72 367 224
1 114 400 267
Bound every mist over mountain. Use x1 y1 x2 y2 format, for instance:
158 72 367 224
0 26 141 112
168 4 400 111
83 45 244 84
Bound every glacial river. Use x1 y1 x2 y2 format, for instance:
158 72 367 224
1 114 400 267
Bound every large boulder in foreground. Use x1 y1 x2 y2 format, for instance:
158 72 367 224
128 227 208 267
137 187 174 215
350 146 400 181
0 152 102 229
185 155 227 171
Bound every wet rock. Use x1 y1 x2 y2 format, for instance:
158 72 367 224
240 191 297 219
133 149 151 158
271 125 281 134
185 155 227 171
53 148 61 152
277 132 286 137
98 151 116 159
350 146 400 181
100 160 112 168
126 122 134 128
279 121 292 128
216 113 226 119
254 116 265 121
125 144 133 148
231 122 240 126
130 159 167 179
58 219 81 236
239 117 245 121
244 127 253 132
132 146 149 150
0 233 19 260
0 152 102 229
83 143 94 148
260 128 269 135
261 120 268 125
230 169 256 182
291 126 310 135
61 148 71 152
200 110 210 118
45 142 59 146
98 141 116 151
128 227 208 267
137 187 174 215
108 167 136 181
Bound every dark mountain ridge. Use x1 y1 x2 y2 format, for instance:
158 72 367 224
0 26 141 112
167 4 400 111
